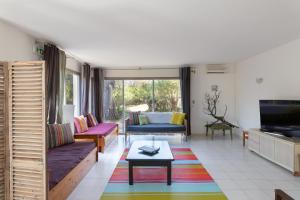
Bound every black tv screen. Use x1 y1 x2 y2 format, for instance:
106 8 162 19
259 100 300 138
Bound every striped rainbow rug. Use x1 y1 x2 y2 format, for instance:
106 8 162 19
100 148 228 200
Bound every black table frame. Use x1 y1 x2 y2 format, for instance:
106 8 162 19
127 159 173 185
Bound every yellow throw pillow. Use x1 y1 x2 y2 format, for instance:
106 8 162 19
170 112 186 125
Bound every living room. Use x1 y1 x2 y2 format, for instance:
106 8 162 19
1 1 300 200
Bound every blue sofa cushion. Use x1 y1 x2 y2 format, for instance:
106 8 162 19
127 123 185 132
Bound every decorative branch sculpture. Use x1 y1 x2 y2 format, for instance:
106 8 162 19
204 89 238 128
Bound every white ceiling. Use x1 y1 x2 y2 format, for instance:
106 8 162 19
1 0 300 67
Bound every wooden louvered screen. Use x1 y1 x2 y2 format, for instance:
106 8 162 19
8 61 46 200
0 62 8 200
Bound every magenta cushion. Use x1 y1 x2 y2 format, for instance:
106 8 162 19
74 115 88 133
74 123 118 136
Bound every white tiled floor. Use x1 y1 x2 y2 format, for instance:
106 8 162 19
67 134 300 200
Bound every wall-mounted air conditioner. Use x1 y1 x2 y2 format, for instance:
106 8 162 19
206 64 228 74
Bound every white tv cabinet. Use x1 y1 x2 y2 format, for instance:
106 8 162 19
248 129 300 175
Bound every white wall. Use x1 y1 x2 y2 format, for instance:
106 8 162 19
0 19 37 61
236 38 300 132
191 65 236 134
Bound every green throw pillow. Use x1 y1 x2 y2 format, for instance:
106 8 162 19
139 115 149 125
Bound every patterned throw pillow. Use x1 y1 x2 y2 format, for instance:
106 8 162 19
87 113 98 127
48 123 74 148
74 115 89 133
170 112 186 125
129 112 140 125
139 114 149 125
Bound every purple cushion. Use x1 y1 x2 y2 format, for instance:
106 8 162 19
47 141 96 189
75 123 117 136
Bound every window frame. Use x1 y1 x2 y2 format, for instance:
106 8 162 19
103 78 182 133
65 69 81 116
153 79 182 112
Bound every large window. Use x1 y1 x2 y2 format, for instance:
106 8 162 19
103 80 124 131
65 70 80 116
103 79 181 133
154 80 181 112
125 80 153 113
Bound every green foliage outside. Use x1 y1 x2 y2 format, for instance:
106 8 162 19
106 80 181 121
124 80 153 111
111 80 123 116
154 80 181 112
65 73 73 104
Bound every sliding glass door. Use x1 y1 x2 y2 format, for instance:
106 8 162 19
103 79 182 133
154 80 181 112
103 80 124 132
124 80 153 118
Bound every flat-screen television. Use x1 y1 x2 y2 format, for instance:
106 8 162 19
259 100 300 138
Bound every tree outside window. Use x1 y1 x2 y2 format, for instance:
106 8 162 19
65 70 80 116
65 73 73 104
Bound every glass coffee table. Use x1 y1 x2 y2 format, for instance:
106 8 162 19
126 140 174 185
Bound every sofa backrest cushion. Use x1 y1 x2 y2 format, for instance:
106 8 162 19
142 112 172 124
129 111 140 125
87 113 98 127
139 114 149 125
74 115 89 133
170 112 186 125
48 123 74 149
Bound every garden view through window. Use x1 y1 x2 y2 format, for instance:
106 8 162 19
65 70 80 116
103 79 182 133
